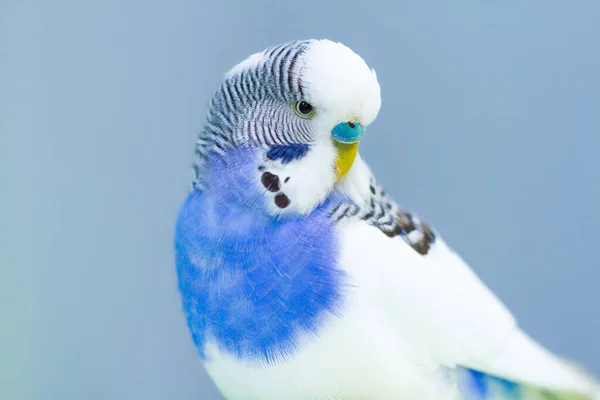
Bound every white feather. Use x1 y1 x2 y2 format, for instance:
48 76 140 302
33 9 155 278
203 218 464 399
225 51 266 79
303 40 381 129
200 39 600 400
338 157 600 397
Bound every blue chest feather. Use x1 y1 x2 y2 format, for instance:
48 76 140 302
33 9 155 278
175 149 345 363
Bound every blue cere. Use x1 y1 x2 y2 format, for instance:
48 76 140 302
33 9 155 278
175 148 346 364
266 143 310 164
332 121 364 143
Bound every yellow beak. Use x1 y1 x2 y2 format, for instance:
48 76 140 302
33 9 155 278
334 141 359 180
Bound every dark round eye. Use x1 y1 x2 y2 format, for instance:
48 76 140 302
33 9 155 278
294 101 314 118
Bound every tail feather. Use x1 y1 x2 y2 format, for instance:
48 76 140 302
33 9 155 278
454 329 600 399
455 366 598 400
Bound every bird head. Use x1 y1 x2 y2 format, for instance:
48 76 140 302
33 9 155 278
194 39 381 215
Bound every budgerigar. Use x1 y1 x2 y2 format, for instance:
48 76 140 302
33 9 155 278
175 39 599 399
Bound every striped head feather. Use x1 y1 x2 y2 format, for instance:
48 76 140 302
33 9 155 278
192 39 381 215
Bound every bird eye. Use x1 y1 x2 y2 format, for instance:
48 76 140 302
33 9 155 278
294 101 315 118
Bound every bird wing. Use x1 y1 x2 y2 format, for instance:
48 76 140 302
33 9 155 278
428 237 600 399
335 157 600 399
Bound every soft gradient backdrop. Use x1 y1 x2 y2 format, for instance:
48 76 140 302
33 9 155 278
2 1 599 399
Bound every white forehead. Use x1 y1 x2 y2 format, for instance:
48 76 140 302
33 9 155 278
302 40 381 126
224 40 381 126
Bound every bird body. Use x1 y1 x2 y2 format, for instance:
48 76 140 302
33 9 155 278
175 39 599 399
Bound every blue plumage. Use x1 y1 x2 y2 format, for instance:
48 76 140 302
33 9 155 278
464 369 489 399
175 148 346 364
455 367 522 399
266 144 310 164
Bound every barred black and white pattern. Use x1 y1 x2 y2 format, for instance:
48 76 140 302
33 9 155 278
194 41 314 187
331 177 437 256
194 41 436 255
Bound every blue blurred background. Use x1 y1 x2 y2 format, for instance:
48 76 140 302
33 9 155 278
2 1 599 399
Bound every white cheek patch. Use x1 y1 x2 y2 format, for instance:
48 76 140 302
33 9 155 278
257 138 337 216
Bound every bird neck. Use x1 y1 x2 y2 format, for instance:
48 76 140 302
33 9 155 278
175 164 346 363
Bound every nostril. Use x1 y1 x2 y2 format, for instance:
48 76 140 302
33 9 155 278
348 122 356 129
